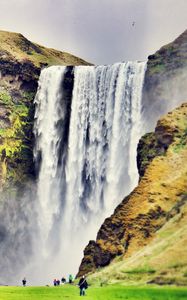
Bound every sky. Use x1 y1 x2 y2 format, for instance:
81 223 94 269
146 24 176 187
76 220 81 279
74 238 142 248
0 0 187 64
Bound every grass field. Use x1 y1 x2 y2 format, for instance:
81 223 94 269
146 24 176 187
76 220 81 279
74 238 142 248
0 284 187 300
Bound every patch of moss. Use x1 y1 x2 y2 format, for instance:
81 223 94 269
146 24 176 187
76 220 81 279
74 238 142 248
0 90 34 186
23 91 36 102
172 127 187 153
0 128 6 136
0 91 12 105
149 64 166 75
0 139 22 158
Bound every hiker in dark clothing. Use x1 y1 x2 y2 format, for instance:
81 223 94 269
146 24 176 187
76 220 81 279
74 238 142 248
61 277 66 284
57 279 60 286
22 278 26 287
53 279 57 286
78 276 88 296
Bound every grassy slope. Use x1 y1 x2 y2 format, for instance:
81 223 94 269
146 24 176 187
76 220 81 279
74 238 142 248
0 30 91 66
0 285 187 300
147 30 187 76
89 201 187 286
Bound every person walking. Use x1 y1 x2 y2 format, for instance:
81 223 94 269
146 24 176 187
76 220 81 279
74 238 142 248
22 278 26 287
69 274 73 284
53 279 57 286
61 277 66 284
78 275 88 296
57 279 60 286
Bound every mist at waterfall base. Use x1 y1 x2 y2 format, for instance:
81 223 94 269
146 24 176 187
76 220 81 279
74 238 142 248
0 186 37 285
0 61 186 286
25 62 146 285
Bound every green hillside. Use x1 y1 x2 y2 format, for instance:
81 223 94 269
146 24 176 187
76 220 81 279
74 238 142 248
0 30 90 67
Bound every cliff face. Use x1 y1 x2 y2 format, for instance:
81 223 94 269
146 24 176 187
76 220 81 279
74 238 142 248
0 30 90 190
142 30 187 131
77 102 187 279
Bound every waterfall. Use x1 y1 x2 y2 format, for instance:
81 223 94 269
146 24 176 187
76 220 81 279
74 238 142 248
33 61 146 283
34 66 67 253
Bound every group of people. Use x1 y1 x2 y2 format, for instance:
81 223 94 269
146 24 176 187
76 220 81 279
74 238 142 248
53 278 61 286
22 274 88 296
53 274 88 296
53 274 73 286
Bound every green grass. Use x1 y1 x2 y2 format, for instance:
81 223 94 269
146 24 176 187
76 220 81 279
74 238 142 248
0 285 187 300
122 267 156 274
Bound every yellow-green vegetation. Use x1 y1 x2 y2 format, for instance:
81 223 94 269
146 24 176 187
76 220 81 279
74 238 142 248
0 285 187 300
172 126 187 153
0 89 33 187
147 30 187 76
0 30 91 67
149 63 166 75
0 93 28 157
0 91 12 105
138 103 187 176
88 198 187 286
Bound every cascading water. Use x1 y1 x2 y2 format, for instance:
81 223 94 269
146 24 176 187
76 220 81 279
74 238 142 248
34 67 67 252
32 61 146 284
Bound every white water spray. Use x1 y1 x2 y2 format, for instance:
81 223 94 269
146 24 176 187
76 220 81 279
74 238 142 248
33 62 146 283
34 66 67 252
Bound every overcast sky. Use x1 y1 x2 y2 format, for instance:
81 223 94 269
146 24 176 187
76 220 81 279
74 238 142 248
0 0 187 64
